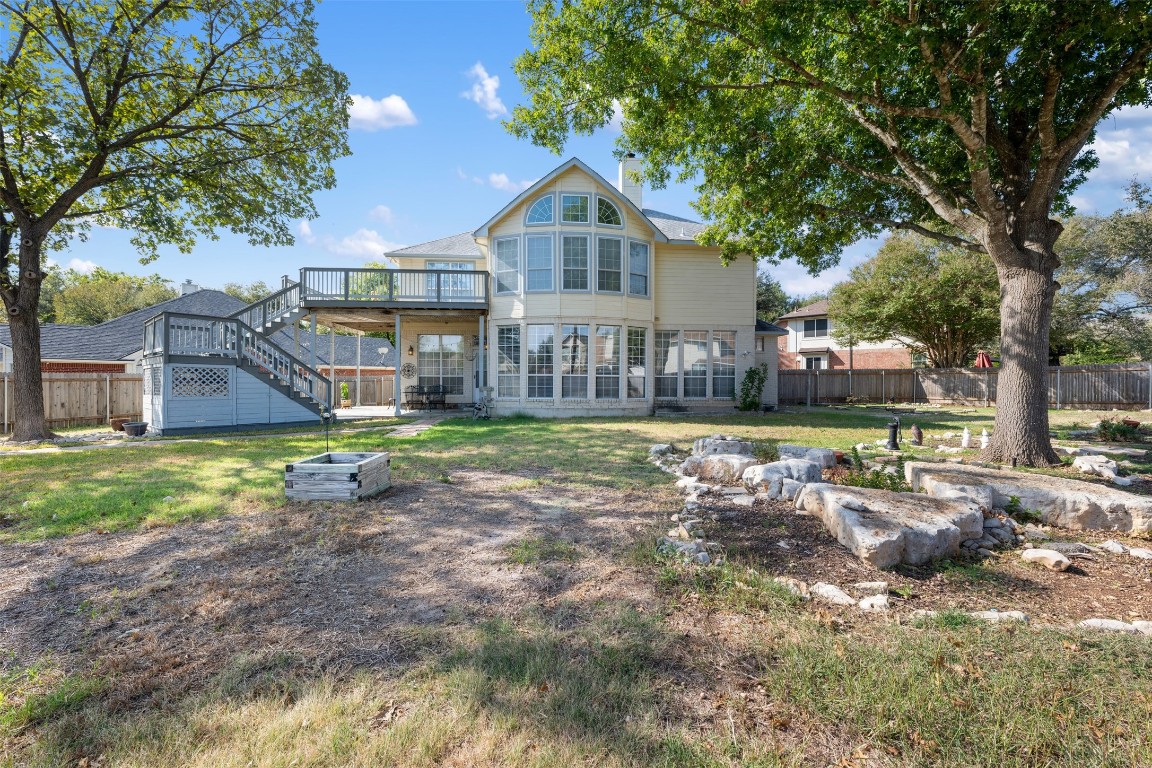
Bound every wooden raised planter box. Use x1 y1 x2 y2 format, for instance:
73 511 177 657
284 451 391 501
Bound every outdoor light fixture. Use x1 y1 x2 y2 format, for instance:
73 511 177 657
407 345 414 356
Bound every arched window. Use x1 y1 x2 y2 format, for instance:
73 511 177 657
596 197 622 226
526 195 553 225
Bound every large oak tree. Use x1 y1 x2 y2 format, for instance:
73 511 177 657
509 0 1152 466
0 0 349 441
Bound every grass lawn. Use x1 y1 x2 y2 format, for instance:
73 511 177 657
2 407 1151 767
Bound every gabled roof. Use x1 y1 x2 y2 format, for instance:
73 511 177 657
642 209 708 243
777 299 829 322
472 157 669 243
755 319 788 335
387 231 482 259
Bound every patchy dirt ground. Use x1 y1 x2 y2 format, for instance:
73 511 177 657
702 493 1152 625
0 470 666 711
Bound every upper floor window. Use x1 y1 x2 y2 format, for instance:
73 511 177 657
596 236 623 293
628 241 650 297
803 318 829 338
561 235 590 291
526 195 553 225
596 197 622 226
494 237 520 295
561 194 589 223
526 235 554 291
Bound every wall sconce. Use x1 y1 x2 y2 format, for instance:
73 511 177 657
407 345 414 357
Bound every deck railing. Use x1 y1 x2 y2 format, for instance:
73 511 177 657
143 312 330 408
230 280 301 331
300 268 489 305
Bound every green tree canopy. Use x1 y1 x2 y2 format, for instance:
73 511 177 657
828 234 1000 368
755 273 793 322
222 281 274 306
52 268 176 325
0 0 350 441
510 0 1152 465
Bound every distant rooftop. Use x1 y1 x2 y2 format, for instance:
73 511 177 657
777 300 829 322
387 232 482 258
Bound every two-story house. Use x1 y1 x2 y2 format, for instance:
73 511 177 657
141 156 785 433
776 300 912 370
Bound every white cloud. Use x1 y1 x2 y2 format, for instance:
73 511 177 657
67 258 98 274
461 62 507 119
348 94 417 131
487 172 535 193
369 205 394 223
298 220 404 260
607 99 624 132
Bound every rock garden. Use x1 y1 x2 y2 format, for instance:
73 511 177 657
650 434 1152 635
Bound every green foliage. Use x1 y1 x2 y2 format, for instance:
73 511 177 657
339 382 350 402
222 281 274 305
736 363 769 411
51 268 177 325
1097 418 1142 443
830 464 912 493
750 439 778 464
506 535 580 565
755 272 799 322
828 233 1001 368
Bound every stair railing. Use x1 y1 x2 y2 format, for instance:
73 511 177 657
229 280 301 331
144 312 330 409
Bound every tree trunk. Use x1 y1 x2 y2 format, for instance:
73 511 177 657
4 232 53 442
983 261 1060 466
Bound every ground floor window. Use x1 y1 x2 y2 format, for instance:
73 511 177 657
682 331 708 398
627 327 646 398
655 330 678 398
417 334 465 394
560 324 589 398
526 325 554 399
595 325 621 398
712 331 736 399
804 355 826 370
497 326 520 398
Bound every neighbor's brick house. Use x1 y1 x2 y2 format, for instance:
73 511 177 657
775 300 914 371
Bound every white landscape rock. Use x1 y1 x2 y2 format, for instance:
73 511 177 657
680 454 760 484
795 484 983 569
1078 618 1143 634
1020 548 1071 571
1072 455 1132 485
969 610 1029 623
852 581 889 596
1129 547 1152 560
904 462 1152 535
858 594 890 611
649 444 675 457
778 444 837 469
693 436 756 457
774 577 810 600
1132 621 1152 636
780 478 805 501
811 582 857 606
1098 540 1129 554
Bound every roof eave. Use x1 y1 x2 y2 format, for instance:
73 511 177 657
471 157 669 243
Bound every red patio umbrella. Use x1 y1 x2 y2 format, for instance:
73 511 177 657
974 351 993 368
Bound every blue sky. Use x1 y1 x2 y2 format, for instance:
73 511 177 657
55 1 1152 299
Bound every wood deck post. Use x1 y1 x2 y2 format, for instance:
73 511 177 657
329 330 336 410
394 314 403 417
356 332 362 406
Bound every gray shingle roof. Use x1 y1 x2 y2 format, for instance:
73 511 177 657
777 300 829 321
642 209 708 242
387 232 482 258
272 329 396 370
755 319 788 335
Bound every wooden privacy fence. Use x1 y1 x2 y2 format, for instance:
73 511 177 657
779 363 1152 409
331 375 396 407
1 372 144 433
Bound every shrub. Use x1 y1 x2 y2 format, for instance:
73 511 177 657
1097 418 1141 442
339 382 350 401
827 463 912 492
735 363 770 411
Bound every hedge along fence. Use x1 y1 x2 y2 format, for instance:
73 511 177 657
1 372 143 433
778 363 1152 409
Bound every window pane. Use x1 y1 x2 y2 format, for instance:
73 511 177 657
526 235 553 291
655 330 678 399
527 196 553 224
560 194 589 223
562 236 589 290
495 238 520 294
596 197 621 226
417 334 464 395
683 331 708 398
560 324 589 398
596 237 622 292
527 324 554 399
498 326 520 398
628 327 646 398
628 241 649 296
803 318 829 338
712 331 736 399
595 325 621 399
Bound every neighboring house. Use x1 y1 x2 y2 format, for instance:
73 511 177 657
141 154 785 434
775 300 912 370
0 287 395 377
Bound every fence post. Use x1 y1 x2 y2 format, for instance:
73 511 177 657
1055 367 1061 410
848 369 853 401
806 370 812 408
1147 363 1151 411
106 375 112 424
985 368 991 408
2 374 7 434
881 370 885 403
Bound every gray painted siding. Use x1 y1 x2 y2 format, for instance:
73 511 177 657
153 364 319 433
237 367 317 423
162 365 236 429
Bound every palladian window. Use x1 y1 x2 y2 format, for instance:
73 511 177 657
596 197 622 226
526 195 553 225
